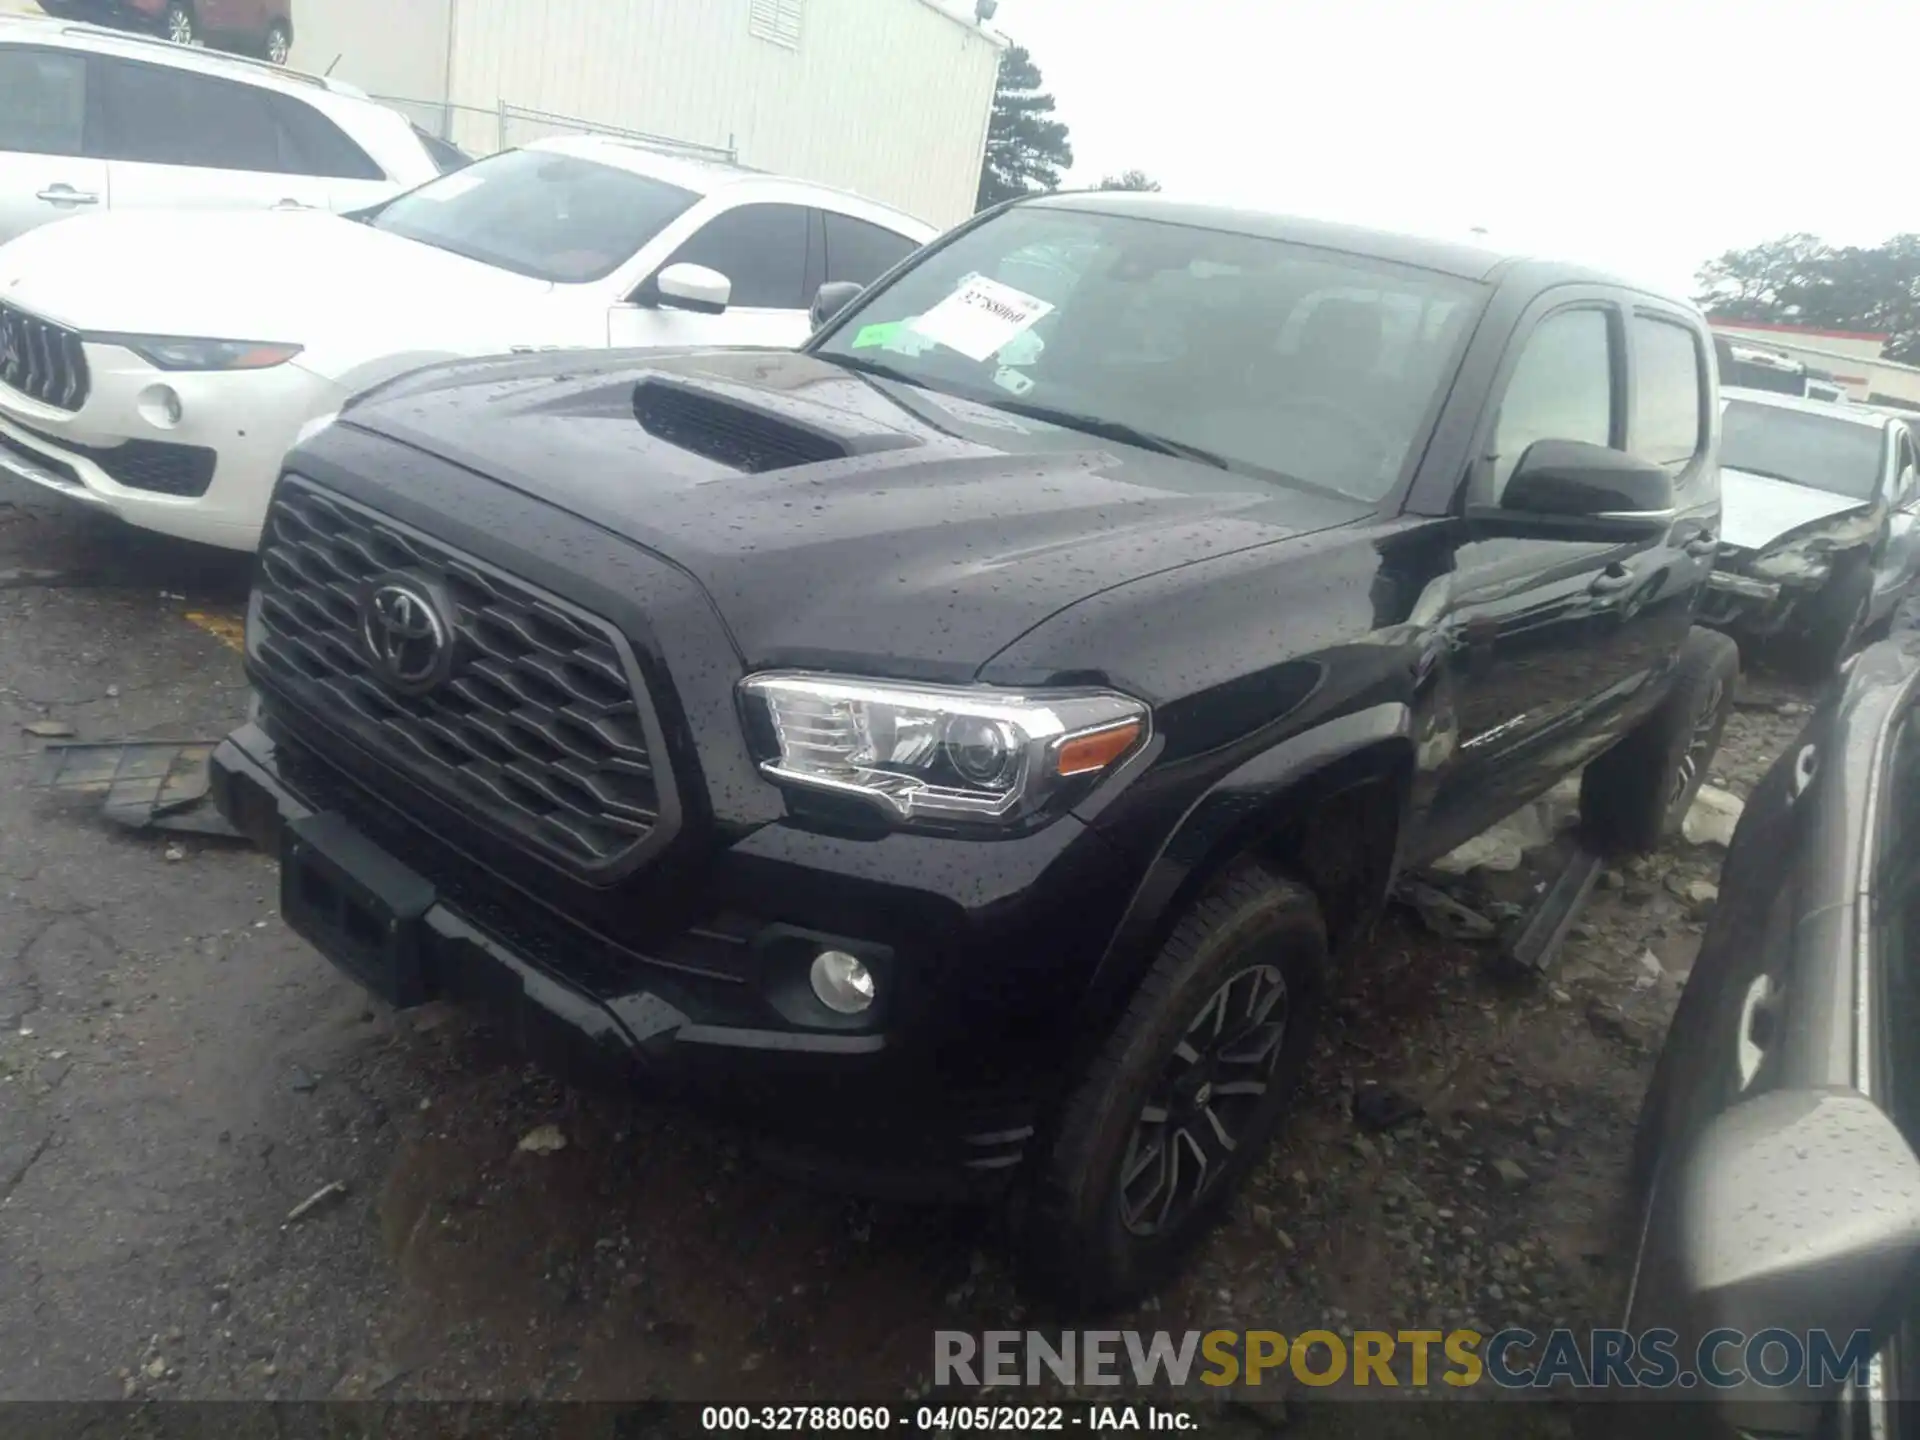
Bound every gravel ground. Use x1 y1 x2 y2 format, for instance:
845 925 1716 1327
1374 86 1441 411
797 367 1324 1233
0 481 1819 1427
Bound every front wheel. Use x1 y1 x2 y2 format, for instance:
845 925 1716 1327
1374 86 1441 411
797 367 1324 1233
1023 864 1326 1309
164 2 200 45
264 19 291 63
1785 560 1873 681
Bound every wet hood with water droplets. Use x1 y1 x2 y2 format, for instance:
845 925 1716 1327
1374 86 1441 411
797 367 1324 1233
334 349 1370 674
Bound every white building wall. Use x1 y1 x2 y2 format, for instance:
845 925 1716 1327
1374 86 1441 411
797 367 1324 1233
441 0 1000 227
287 0 452 115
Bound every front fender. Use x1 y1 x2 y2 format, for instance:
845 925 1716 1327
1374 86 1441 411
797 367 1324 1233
1074 701 1414 1038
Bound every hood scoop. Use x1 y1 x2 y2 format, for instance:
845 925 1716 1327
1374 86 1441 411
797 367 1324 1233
631 374 922 474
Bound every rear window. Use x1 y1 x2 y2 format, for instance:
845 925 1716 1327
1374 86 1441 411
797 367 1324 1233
0 47 85 157
1721 399 1886 501
367 148 699 283
1632 315 1705 473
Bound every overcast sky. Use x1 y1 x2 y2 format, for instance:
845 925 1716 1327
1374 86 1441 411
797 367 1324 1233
993 0 1916 297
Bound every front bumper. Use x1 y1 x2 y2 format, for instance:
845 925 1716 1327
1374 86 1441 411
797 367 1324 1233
0 348 342 550
1698 561 1820 638
211 715 1137 1198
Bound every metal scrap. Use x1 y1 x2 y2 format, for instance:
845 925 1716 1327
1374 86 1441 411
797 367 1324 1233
1397 878 1499 942
37 739 242 838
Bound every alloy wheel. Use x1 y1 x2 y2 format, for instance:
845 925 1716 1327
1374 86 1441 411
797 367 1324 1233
1664 676 1725 820
1117 964 1289 1238
266 25 290 63
166 7 197 44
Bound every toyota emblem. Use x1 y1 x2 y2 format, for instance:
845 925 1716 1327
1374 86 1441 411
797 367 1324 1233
361 577 453 693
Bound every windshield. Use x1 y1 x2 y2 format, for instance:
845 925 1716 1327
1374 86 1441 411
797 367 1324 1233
810 205 1484 501
367 149 698 284
1721 399 1887 501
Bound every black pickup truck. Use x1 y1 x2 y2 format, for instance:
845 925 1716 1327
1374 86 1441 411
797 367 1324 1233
211 192 1736 1305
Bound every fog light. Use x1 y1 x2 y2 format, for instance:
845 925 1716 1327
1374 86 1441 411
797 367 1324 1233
809 949 875 1015
136 384 183 429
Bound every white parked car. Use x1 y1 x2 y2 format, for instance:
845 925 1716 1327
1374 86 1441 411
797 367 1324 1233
1702 387 1920 674
0 135 934 549
0 13 458 246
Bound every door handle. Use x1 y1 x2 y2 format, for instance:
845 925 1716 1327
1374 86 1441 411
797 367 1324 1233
1589 564 1635 596
35 186 99 206
1684 533 1719 558
271 198 313 210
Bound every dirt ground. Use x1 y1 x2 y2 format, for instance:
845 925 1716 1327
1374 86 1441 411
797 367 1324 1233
0 481 1814 1424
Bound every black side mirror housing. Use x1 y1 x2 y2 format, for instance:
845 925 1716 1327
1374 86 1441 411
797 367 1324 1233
1468 438 1677 542
811 281 865 333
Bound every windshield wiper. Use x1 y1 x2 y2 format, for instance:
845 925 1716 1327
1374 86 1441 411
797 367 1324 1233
982 399 1230 469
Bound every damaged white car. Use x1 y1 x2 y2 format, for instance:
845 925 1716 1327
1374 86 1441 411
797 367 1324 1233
1701 387 1920 675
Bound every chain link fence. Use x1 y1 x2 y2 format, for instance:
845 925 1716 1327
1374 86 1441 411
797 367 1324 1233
377 96 737 167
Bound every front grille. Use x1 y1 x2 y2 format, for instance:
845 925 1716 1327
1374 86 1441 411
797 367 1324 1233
0 303 90 411
632 378 846 473
9 420 214 497
253 478 677 878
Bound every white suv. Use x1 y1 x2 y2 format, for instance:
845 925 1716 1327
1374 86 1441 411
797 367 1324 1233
0 135 935 549
0 14 453 245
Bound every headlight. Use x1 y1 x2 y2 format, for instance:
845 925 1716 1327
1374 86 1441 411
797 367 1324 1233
1748 508 1881 583
92 334 303 372
739 673 1149 826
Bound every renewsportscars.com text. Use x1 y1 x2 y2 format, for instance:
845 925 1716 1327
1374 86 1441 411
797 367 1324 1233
934 1328 1877 1391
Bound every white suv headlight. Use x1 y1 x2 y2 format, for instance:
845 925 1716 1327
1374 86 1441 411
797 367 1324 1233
93 333 303 372
739 673 1149 826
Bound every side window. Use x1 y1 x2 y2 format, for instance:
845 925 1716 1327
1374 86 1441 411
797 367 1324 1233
93 61 280 172
1631 314 1705 475
270 97 384 181
1895 428 1917 504
0 48 86 158
822 211 917 287
661 203 810 309
1488 307 1616 500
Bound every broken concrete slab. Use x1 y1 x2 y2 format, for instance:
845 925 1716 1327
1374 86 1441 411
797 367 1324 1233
1681 785 1744 849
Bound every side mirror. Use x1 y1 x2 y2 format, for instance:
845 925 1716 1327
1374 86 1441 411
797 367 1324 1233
1639 1089 1920 1429
656 263 731 315
1469 438 1676 541
810 281 864 332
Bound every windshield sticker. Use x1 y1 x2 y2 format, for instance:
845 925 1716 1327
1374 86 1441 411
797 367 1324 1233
993 366 1035 397
851 321 906 349
910 276 1056 363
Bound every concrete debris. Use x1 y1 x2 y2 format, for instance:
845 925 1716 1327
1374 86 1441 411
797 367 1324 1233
517 1124 568 1155
1490 1158 1530 1189
1432 777 1580 875
22 720 75 738
1681 785 1744 849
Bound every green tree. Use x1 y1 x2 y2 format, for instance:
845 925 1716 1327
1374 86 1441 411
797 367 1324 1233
976 44 1073 211
1695 233 1920 362
1096 169 1161 192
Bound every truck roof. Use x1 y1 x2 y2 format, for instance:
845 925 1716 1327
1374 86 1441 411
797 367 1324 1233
1723 386 1896 428
1028 189 1670 294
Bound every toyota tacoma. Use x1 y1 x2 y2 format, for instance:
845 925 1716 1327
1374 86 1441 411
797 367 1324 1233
211 192 1737 1306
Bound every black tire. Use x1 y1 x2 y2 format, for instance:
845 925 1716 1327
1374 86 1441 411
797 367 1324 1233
1580 626 1740 855
1784 558 1872 682
264 19 292 64
1024 863 1326 1310
164 2 199 46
